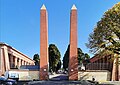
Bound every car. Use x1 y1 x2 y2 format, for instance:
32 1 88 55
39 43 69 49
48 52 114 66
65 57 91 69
5 71 19 81
0 76 17 85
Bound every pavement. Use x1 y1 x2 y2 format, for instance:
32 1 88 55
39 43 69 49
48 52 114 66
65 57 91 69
49 73 68 81
17 80 120 85
27 80 96 85
99 81 120 85
26 73 97 85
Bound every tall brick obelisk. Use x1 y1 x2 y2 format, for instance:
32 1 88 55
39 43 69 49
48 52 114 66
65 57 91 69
69 4 78 80
40 4 49 80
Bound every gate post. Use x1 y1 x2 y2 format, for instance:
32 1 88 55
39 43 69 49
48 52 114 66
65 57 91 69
69 4 78 80
40 4 49 80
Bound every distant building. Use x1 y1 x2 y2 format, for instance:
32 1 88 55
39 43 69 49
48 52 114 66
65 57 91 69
0 42 35 76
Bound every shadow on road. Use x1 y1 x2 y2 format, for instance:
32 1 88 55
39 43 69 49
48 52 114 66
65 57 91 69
49 74 68 81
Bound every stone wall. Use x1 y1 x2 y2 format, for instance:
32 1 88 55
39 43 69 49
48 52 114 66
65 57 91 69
78 70 111 82
29 71 39 80
9 70 39 80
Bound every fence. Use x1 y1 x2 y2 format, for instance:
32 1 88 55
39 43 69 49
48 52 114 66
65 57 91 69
85 63 112 71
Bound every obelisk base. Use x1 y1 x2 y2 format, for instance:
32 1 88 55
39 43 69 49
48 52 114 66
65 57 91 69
69 57 78 80
40 66 48 80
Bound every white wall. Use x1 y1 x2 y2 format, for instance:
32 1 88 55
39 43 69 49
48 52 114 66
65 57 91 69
9 70 39 80
78 70 111 82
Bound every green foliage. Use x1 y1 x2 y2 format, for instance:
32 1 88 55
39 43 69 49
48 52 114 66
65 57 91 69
86 2 120 56
56 60 61 71
78 48 84 64
33 54 40 65
83 53 90 65
78 48 90 65
63 45 70 70
49 44 61 72
63 45 90 70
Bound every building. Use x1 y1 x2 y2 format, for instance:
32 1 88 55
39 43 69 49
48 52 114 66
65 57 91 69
87 54 120 81
0 42 35 76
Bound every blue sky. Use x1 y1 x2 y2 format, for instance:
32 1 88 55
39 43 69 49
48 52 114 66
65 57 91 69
0 0 119 60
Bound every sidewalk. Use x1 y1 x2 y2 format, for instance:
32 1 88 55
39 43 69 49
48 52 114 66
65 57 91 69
99 81 120 85
27 80 96 85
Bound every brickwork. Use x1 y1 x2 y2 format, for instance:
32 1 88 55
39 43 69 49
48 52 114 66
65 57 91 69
40 5 49 80
69 5 78 80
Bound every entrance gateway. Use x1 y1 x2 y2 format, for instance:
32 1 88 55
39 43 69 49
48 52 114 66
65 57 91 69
40 4 78 80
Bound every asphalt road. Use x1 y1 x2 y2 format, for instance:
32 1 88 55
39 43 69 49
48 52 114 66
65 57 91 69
49 74 68 81
27 80 96 85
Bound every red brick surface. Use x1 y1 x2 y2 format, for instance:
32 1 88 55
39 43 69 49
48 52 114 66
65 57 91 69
69 9 78 80
40 9 49 80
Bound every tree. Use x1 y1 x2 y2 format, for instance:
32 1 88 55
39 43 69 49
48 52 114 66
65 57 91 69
86 2 120 75
78 48 84 65
63 45 70 71
49 44 61 73
83 53 90 66
78 48 90 66
33 54 40 65
63 45 90 70
56 60 61 72
86 2 120 56
86 3 120 80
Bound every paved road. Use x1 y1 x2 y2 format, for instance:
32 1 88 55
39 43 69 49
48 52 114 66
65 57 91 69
27 80 96 85
17 80 120 85
49 74 68 80
27 74 97 85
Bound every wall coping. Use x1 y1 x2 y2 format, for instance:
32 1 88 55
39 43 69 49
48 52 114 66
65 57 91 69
79 70 110 72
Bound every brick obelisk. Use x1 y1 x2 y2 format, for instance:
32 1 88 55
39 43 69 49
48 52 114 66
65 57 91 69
40 4 49 80
69 4 78 80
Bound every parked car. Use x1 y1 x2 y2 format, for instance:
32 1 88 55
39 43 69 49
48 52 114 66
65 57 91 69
5 71 19 81
0 76 17 85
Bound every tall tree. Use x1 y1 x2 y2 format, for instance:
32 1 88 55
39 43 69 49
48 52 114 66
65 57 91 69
78 48 84 65
63 45 70 71
49 44 61 72
82 53 90 66
56 60 61 72
33 54 40 65
78 48 90 66
86 2 120 57
86 3 120 80
63 45 90 70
